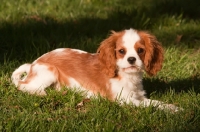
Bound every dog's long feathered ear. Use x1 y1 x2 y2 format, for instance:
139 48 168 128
138 31 164 76
97 31 119 77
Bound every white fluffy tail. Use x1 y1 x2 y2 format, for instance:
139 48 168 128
11 64 31 86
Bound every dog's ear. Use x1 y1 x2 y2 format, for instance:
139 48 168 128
138 31 164 76
97 31 121 77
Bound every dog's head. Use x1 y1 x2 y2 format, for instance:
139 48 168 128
97 29 163 77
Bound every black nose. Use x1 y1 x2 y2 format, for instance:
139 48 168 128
127 57 136 64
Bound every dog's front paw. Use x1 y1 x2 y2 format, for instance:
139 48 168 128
159 104 183 113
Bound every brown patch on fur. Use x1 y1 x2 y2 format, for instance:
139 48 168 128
137 31 164 76
134 41 146 61
36 49 114 100
97 31 125 77
115 47 126 59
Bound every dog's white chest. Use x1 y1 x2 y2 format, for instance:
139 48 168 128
109 72 145 103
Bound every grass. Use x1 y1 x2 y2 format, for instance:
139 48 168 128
0 0 200 131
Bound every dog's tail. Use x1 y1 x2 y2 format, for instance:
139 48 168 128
11 64 31 86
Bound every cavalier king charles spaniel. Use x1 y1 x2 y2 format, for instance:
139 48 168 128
12 28 180 112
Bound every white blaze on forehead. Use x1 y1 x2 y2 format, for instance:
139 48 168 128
116 29 144 71
122 29 140 48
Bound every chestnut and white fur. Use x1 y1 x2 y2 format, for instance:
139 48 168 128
12 29 180 112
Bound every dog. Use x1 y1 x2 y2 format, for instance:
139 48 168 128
11 28 180 112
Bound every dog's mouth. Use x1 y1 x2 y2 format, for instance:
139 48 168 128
122 66 140 71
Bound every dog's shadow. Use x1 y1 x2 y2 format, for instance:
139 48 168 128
143 76 200 98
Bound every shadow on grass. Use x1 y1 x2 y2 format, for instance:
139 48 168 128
0 16 145 62
1 0 200 62
144 76 200 98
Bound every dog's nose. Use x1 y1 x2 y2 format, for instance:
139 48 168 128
127 57 136 64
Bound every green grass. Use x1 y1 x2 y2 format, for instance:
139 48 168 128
0 0 200 131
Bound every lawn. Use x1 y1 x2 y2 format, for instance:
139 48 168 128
0 0 200 131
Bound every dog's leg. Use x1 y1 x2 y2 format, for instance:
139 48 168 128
11 64 31 86
140 98 181 112
17 64 57 95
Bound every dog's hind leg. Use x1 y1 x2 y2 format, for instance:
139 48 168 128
17 63 57 95
11 64 31 86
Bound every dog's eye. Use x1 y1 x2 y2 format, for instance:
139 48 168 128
118 49 125 54
137 48 144 54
